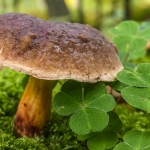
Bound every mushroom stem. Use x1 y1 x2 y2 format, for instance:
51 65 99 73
14 76 53 138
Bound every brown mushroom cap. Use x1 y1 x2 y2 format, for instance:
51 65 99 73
0 13 123 82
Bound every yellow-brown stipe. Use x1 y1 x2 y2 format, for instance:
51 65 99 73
14 76 53 138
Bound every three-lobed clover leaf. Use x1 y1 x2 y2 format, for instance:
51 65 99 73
53 80 116 135
117 63 150 112
114 130 150 150
108 21 150 61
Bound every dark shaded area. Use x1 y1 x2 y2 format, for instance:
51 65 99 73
124 0 131 20
45 0 69 17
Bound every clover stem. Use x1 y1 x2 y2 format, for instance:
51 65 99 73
14 76 53 138
123 53 129 62
81 87 86 108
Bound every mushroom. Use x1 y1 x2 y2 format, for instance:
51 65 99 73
0 13 123 138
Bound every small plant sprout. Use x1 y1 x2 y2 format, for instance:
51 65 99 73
0 13 123 137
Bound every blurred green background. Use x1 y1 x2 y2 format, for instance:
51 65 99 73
0 0 150 36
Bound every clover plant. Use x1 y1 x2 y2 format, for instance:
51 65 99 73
108 21 150 61
52 20 150 150
53 81 116 135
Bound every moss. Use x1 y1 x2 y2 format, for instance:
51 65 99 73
0 68 87 149
115 104 150 135
1 68 150 149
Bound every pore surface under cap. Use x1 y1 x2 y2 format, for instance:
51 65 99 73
0 13 123 82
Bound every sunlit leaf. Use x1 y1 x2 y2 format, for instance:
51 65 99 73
109 21 148 61
113 35 147 53
112 35 133 52
128 49 146 60
108 21 139 36
138 28 150 40
140 22 150 30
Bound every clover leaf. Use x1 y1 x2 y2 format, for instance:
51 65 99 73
117 63 150 87
114 130 150 150
108 21 139 36
53 80 116 135
104 111 122 132
140 21 150 31
108 21 150 61
87 131 117 150
113 35 147 53
87 112 122 150
77 112 122 150
69 107 109 135
117 63 150 112
121 87 150 113
138 28 150 39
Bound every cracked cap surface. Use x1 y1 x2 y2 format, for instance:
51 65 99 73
0 13 123 82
